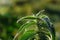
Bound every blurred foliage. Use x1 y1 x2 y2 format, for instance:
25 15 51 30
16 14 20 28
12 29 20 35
0 0 60 40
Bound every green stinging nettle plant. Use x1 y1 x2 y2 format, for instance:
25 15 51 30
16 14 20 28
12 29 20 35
13 10 55 40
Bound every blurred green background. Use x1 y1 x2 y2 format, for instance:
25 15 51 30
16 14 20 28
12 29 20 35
0 0 60 40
